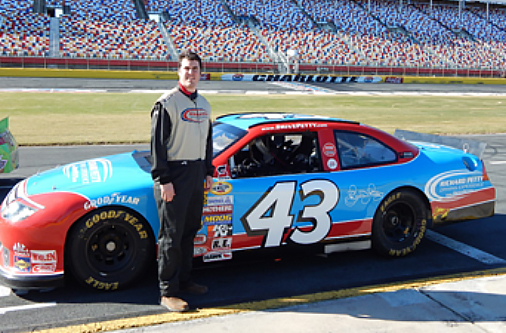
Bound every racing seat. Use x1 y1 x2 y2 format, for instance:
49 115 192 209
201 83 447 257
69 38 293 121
288 136 317 172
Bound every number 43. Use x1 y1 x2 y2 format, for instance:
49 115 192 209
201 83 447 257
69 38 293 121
240 180 339 247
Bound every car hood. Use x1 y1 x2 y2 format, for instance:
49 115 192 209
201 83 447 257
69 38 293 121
25 150 152 198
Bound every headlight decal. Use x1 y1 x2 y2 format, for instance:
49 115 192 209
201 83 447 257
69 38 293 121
1 200 39 223
1 179 45 223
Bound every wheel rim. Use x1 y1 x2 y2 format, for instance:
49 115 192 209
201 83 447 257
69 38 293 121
85 223 137 274
382 203 416 243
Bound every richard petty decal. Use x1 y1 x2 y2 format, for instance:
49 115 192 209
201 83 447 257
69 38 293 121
241 179 339 247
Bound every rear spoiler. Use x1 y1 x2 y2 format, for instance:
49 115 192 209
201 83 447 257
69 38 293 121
394 129 488 160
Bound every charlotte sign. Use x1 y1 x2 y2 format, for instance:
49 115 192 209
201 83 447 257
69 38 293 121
221 74 383 83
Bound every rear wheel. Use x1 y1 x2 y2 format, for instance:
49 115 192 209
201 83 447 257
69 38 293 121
372 189 428 257
67 207 155 291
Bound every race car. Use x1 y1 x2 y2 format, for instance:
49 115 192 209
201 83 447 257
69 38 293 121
0 113 495 291
0 117 18 174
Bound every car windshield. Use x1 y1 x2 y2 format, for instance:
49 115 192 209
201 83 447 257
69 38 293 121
212 122 247 157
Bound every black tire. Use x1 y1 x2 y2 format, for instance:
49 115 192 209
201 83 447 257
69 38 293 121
372 189 428 257
67 207 155 291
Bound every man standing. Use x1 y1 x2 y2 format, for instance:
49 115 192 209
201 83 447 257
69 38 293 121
151 51 214 312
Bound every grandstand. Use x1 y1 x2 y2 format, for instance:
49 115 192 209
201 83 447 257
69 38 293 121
0 0 505 76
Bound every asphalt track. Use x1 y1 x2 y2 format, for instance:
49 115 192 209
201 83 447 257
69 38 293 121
0 77 506 333
1 76 506 95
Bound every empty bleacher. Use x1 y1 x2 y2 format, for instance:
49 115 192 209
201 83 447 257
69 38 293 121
59 15 168 60
0 13 50 57
0 0 505 74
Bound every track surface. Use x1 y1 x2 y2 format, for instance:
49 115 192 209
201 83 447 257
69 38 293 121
0 78 505 333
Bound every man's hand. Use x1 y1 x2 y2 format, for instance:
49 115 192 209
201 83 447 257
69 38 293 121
160 182 175 202
204 175 213 192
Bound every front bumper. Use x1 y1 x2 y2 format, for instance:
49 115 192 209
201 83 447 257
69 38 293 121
0 265 64 290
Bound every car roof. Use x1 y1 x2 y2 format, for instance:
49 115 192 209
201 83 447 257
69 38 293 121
215 113 358 131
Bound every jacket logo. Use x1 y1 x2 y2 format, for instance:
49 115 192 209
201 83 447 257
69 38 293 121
181 108 208 123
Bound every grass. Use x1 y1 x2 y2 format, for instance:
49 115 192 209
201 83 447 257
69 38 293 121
1 92 505 145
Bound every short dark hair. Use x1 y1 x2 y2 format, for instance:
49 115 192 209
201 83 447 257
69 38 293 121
178 51 202 69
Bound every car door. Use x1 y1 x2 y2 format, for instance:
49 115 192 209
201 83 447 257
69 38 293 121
198 128 406 262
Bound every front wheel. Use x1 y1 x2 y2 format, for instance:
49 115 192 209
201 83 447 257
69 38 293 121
372 189 428 257
66 207 155 291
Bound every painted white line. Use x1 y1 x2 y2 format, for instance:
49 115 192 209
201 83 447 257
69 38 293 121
489 161 506 165
0 286 11 297
0 302 56 315
425 229 506 265
3 88 506 96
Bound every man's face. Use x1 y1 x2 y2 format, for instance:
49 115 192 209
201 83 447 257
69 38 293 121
178 58 200 92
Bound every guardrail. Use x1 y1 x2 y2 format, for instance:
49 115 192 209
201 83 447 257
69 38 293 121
1 56 505 78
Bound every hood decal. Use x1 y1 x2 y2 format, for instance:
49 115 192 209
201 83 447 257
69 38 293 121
63 158 113 185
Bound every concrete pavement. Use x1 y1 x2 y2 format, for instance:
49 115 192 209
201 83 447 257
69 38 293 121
63 269 506 333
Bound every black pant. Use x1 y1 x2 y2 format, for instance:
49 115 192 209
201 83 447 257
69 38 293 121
154 160 205 297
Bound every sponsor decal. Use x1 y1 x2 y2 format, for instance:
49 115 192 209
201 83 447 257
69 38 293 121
210 181 233 195
13 243 29 255
385 77 404 84
261 123 327 131
12 243 31 272
433 206 450 220
206 195 234 206
203 204 233 215
232 74 244 81
208 224 233 238
203 251 232 262
32 264 57 273
327 158 338 170
194 234 207 245
193 247 208 256
13 255 30 272
181 108 209 123
345 184 384 207
203 213 232 225
216 164 230 178
63 158 113 185
221 74 382 84
84 193 140 210
200 73 211 81
31 250 57 264
425 170 487 201
323 143 336 157
211 237 232 251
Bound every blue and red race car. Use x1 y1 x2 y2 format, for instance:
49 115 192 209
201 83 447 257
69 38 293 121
0 113 496 290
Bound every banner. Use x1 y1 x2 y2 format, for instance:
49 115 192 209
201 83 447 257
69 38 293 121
221 74 383 84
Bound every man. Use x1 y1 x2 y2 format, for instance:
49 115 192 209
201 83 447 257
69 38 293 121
151 51 214 312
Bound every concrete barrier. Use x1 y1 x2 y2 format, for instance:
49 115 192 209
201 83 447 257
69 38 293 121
401 76 506 85
1 68 506 84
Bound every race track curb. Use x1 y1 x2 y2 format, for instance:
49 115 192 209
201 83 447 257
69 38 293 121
33 267 506 333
